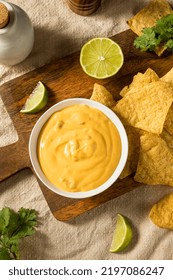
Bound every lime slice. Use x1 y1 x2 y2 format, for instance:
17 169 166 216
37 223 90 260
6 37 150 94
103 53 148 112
80 38 124 79
110 214 133 253
20 81 48 113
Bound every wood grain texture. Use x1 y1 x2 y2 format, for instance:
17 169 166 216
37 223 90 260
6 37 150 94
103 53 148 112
0 29 173 221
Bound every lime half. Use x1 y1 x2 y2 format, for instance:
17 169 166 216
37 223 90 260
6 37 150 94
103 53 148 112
80 38 124 79
110 214 133 253
20 81 48 114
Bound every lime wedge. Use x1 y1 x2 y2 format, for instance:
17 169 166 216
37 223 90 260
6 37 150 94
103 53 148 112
20 81 48 113
80 38 124 79
110 214 133 253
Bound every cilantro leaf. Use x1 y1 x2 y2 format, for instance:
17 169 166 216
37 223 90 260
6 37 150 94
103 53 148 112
166 39 173 52
0 207 10 233
3 208 20 238
155 14 173 41
11 208 37 239
0 207 38 260
0 248 11 260
134 27 161 51
10 239 20 260
134 14 173 54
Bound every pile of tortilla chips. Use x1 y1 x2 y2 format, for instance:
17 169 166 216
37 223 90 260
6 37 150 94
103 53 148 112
90 66 173 186
127 0 173 56
90 67 173 229
90 0 173 232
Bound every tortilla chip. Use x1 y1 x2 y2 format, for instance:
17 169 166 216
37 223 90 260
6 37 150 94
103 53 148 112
128 0 173 56
143 68 160 82
120 68 159 97
128 0 172 36
134 132 173 186
161 67 173 85
90 83 116 109
120 73 144 97
114 81 173 134
164 105 173 136
149 193 173 230
119 85 129 98
119 126 142 179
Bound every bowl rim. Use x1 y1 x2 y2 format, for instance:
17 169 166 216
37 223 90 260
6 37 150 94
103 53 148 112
29 98 128 199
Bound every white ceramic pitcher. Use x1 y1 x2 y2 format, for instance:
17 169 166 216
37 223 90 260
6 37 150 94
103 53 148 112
0 1 34 65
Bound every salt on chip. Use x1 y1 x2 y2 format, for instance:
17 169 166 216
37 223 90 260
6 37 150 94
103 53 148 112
114 81 173 135
120 68 159 97
119 126 142 179
90 83 116 109
134 132 173 187
127 0 173 56
149 193 173 230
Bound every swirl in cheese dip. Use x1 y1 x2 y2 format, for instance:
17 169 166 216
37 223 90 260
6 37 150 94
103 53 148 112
37 104 122 192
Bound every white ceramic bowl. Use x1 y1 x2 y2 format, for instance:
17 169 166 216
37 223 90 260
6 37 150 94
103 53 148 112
29 98 128 199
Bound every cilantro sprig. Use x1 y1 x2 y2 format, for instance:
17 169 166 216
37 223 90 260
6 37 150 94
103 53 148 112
134 14 173 53
0 207 38 260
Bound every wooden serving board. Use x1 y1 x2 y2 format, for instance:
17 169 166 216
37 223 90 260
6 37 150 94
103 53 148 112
0 29 173 221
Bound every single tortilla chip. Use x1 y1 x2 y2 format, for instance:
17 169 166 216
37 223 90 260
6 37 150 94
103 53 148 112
134 132 173 187
114 81 173 134
128 0 172 36
128 0 173 56
120 68 159 97
149 193 173 230
90 83 116 109
119 126 142 179
164 105 173 136
161 67 173 85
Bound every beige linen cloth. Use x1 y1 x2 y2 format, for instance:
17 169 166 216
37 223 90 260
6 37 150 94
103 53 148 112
0 0 173 260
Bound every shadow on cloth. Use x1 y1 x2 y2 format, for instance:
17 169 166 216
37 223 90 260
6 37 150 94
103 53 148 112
20 231 50 260
28 26 81 67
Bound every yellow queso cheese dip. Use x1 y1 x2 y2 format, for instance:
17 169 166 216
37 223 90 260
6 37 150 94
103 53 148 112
37 104 122 192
